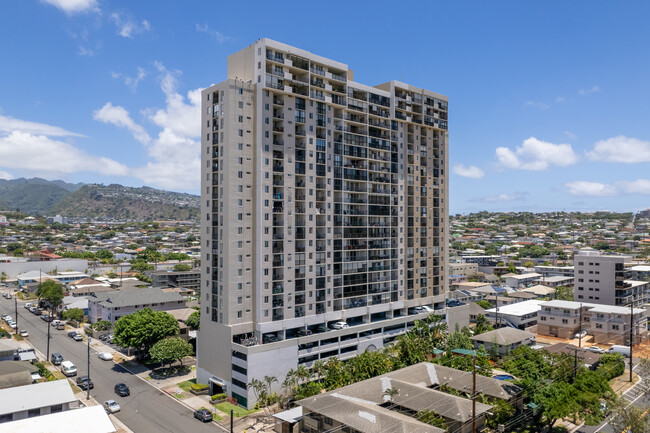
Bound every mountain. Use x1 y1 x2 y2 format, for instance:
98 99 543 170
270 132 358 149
0 178 199 220
0 178 77 214
49 184 200 220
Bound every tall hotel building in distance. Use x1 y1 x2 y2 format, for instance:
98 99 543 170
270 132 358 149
198 39 449 408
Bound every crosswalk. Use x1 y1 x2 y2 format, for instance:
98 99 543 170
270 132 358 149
622 380 647 404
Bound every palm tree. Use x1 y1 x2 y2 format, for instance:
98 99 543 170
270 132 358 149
383 386 399 409
312 360 326 383
295 365 311 383
247 378 265 404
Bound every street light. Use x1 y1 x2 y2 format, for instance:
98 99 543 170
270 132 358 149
87 335 91 400
118 262 129 287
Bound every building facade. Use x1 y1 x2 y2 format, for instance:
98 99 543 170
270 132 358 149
198 39 449 408
573 249 645 307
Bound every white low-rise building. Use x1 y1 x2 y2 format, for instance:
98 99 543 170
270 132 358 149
0 380 77 423
87 287 185 323
485 300 546 329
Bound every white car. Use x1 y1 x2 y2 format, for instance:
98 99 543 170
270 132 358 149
4 316 12 323
420 305 434 312
329 321 349 330
9 323 17 329
103 399 121 414
589 346 604 354
19 330 28 337
98 352 114 361
574 331 587 339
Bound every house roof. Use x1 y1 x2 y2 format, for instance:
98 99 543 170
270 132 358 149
486 300 545 317
522 285 556 296
470 328 536 345
90 287 184 308
0 405 116 433
544 343 602 365
0 361 37 390
0 380 76 415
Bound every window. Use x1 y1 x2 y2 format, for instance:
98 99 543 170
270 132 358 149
238 129 243 136
237 311 242 318
28 409 40 418
238 115 243 123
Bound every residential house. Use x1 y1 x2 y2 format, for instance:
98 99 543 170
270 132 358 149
485 300 546 329
87 287 186 323
470 328 536 356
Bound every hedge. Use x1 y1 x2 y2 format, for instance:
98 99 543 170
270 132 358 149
211 393 227 401
190 383 209 392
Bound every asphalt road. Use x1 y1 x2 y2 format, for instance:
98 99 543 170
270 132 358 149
0 295 224 433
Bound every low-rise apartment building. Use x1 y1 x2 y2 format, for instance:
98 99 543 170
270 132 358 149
87 288 185 323
485 300 545 329
538 300 647 344
504 273 543 288
534 265 574 277
0 380 77 423
151 269 201 293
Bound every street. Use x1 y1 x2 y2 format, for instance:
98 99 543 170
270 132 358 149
0 295 224 433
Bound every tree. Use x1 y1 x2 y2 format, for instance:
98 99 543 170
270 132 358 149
185 311 200 330
92 320 112 331
113 308 179 355
62 308 85 322
106 271 118 278
609 398 650 433
506 264 518 274
95 250 114 260
597 353 625 380
474 314 493 335
533 381 580 431
416 410 447 429
0 272 6 284
523 261 535 268
555 285 573 301
173 263 192 272
383 386 399 404
445 329 473 351
130 260 154 273
36 280 64 312
149 337 194 367
476 299 492 310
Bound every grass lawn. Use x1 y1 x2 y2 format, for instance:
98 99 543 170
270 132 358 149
215 402 258 418
176 378 196 392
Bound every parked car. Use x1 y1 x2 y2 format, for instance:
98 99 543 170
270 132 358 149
8 322 16 329
263 334 279 343
98 352 114 361
60 360 77 377
51 353 64 365
296 329 312 337
68 331 78 338
1 314 8 321
24 303 32 309
193 408 213 422
73 333 83 342
114 383 130 397
19 330 28 337
3 316 12 323
76 376 94 390
588 346 605 354
329 321 349 330
104 400 121 414
99 334 108 341
3 293 11 299
315 324 329 333
606 345 631 357
574 330 587 339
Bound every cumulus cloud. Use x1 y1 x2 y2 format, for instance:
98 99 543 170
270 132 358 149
40 0 98 14
0 131 128 177
134 62 202 191
496 137 578 170
0 115 85 137
476 192 528 203
586 136 650 163
94 102 151 145
452 164 484 179
110 13 151 38
565 179 650 197
111 67 147 92
196 23 230 43
579 85 600 96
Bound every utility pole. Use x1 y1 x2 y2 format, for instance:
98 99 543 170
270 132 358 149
472 352 477 433
230 409 234 433
87 336 91 400
495 297 499 329
14 295 17 335
46 309 51 361
630 302 634 383
578 303 583 348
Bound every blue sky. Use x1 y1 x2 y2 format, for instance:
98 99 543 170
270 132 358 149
1 1 649 214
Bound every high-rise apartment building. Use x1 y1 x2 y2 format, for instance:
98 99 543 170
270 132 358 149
197 39 449 408
574 248 647 307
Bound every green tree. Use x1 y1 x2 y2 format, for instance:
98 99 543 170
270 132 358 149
476 299 492 309
92 320 112 331
136 247 163 262
173 263 192 272
106 271 118 278
533 381 580 431
36 280 64 312
608 398 649 433
597 353 625 380
113 308 179 355
149 337 194 367
445 329 473 351
95 250 114 260
506 264 518 274
554 285 573 301
130 261 154 272
474 314 493 335
62 308 85 322
416 409 447 429
0 272 7 284
185 311 200 330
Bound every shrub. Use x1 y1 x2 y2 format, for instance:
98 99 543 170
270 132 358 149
597 353 625 380
190 383 209 392
211 393 227 402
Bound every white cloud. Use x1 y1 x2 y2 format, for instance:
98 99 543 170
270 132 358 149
475 192 528 203
496 137 578 171
196 23 229 43
452 164 485 179
524 101 549 110
0 131 128 177
0 170 14 180
40 0 98 15
110 67 147 92
586 136 650 163
134 62 202 190
110 13 151 38
94 102 151 145
565 179 650 197
579 85 600 96
564 131 577 139
78 45 95 56
0 115 85 137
